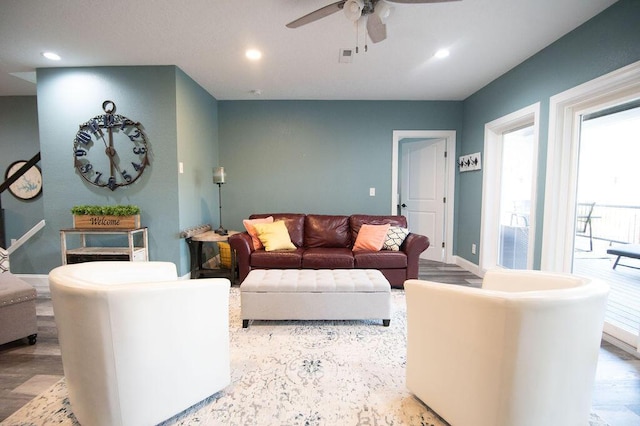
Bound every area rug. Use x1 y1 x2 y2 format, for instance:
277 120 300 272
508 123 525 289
2 287 609 426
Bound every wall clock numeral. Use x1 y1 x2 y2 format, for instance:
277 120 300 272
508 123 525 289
76 131 91 145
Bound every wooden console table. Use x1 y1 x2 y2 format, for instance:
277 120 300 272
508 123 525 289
60 227 149 265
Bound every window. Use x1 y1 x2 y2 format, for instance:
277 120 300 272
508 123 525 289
498 126 535 269
480 104 540 272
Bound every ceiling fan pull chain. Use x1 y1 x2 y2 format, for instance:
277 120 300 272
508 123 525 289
358 17 367 53
355 19 360 54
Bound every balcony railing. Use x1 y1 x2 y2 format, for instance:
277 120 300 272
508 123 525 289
583 203 640 245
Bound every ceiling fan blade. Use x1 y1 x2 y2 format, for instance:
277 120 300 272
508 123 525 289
367 14 387 43
386 0 461 3
286 1 346 28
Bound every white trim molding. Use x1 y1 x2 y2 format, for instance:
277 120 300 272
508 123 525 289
542 60 640 272
480 103 541 273
15 274 50 296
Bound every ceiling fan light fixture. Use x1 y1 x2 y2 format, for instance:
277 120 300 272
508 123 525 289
245 49 262 61
435 48 450 59
344 0 364 21
375 1 394 23
42 51 61 61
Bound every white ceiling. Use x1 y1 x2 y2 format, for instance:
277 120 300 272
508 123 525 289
0 0 617 100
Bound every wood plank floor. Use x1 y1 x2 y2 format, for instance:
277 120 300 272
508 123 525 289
0 261 638 424
573 252 640 337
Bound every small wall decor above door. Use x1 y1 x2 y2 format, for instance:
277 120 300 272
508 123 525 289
458 152 481 172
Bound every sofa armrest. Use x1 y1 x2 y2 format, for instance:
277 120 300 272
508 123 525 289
402 233 430 280
228 232 253 283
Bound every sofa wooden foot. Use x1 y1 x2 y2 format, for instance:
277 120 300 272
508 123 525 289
383 319 390 327
242 319 249 328
28 334 37 345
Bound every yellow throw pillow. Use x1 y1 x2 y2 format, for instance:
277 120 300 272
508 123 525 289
352 223 391 251
243 216 274 250
252 220 296 251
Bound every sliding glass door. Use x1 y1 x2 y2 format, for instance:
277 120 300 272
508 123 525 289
572 101 640 350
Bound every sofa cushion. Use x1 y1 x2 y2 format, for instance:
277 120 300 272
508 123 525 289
353 224 390 251
304 214 351 248
383 226 410 251
250 248 304 268
250 214 305 247
302 248 355 269
243 216 274 250
354 250 407 269
253 221 296 251
350 215 408 244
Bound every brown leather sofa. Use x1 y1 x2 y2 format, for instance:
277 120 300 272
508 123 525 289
229 213 430 288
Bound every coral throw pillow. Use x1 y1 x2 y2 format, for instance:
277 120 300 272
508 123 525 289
243 216 274 250
252 221 296 251
352 223 390 251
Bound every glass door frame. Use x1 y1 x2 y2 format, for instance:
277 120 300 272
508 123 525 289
480 103 540 274
542 60 640 354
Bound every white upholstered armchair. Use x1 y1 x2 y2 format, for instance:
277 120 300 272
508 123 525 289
49 261 231 426
405 269 609 426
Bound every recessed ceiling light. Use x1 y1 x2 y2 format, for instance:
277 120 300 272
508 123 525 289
42 51 61 61
245 49 262 61
434 49 450 59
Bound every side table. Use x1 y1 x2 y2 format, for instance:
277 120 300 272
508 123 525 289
187 230 239 282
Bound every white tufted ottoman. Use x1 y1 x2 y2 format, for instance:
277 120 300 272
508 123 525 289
240 269 391 328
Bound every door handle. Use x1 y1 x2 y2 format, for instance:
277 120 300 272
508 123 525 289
401 203 407 208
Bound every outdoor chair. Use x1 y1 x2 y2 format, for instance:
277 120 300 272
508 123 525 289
576 202 596 251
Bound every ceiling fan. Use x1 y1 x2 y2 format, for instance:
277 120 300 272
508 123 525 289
286 0 461 44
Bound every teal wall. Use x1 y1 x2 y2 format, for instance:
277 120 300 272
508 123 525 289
0 96 44 272
457 0 640 267
218 100 463 232
25 65 217 276
176 68 220 271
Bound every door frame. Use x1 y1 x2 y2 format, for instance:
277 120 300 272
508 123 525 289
391 130 456 264
480 103 540 272
542 61 640 354
542 60 640 272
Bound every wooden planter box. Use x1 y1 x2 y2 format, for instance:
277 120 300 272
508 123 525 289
73 214 140 229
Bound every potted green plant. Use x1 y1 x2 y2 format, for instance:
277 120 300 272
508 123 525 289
71 205 141 229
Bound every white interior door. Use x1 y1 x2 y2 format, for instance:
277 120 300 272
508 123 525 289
400 138 446 261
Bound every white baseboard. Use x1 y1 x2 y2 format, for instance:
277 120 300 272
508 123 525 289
452 256 484 278
15 274 50 296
